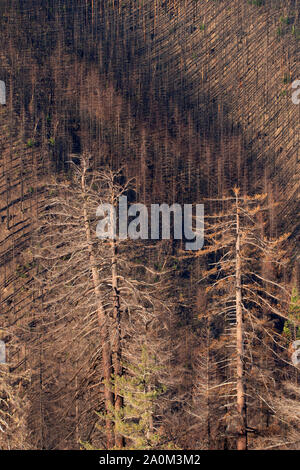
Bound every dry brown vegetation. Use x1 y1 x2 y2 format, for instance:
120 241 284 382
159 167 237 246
0 0 299 450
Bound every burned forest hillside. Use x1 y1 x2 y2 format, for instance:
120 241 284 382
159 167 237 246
0 0 299 451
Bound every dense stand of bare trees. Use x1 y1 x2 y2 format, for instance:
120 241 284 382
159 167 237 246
24 160 299 450
0 0 299 450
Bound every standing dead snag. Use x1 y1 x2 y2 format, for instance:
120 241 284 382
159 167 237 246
32 156 119 448
197 189 294 450
234 189 246 450
94 170 176 449
31 157 133 448
110 236 123 448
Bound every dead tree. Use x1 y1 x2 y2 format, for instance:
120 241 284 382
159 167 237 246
197 188 295 450
31 157 122 447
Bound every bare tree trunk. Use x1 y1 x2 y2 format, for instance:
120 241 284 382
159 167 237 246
235 193 247 450
81 161 114 449
206 325 211 450
75 375 79 445
111 238 124 448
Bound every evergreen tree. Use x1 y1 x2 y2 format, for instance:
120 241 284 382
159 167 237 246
82 345 177 450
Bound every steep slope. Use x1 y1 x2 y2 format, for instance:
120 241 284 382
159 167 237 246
0 0 299 449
